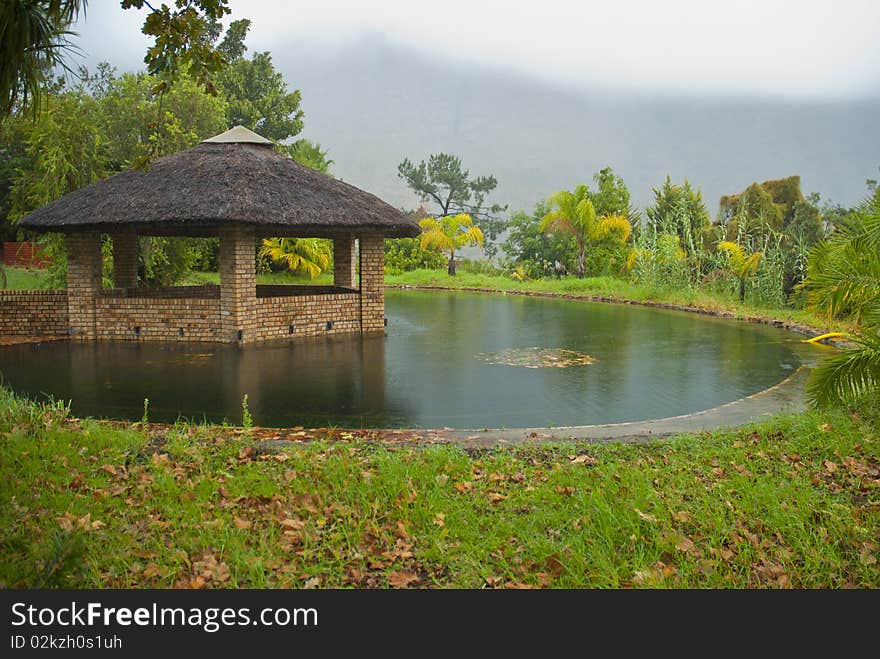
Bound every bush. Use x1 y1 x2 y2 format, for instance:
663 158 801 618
384 238 445 274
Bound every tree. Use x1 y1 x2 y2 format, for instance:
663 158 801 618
645 176 710 252
398 153 506 259
539 185 597 278
591 167 636 221
502 200 577 277
0 0 85 119
284 139 332 174
121 0 231 96
212 19 304 142
717 241 761 302
7 91 105 223
804 193 880 407
418 213 484 276
259 237 331 279
96 70 228 170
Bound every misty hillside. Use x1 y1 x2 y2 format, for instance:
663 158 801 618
270 36 879 218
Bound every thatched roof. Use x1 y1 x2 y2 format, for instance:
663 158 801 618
19 126 420 238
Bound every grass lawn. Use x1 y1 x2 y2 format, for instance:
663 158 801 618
1 266 53 290
1 388 877 589
182 270 334 286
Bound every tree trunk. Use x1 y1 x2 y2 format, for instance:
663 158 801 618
739 278 746 302
447 250 456 276
576 246 586 278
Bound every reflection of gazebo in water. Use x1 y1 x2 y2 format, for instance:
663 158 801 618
16 126 420 344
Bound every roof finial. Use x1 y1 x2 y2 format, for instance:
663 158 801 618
202 125 273 145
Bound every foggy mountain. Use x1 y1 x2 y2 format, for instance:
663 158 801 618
269 35 879 218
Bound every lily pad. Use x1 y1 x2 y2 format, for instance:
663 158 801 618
475 347 597 369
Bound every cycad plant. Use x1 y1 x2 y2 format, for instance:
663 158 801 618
717 240 761 302
418 213 484 276
803 194 880 407
259 237 331 279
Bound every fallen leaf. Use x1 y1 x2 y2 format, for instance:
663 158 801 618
545 554 565 577
635 509 658 523
433 513 446 527
570 454 597 466
676 538 696 553
388 570 420 588
234 517 252 530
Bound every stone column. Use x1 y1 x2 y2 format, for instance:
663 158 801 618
66 232 102 340
359 235 385 333
333 236 357 289
219 226 257 344
111 232 138 290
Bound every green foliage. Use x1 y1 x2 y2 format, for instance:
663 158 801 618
121 0 231 96
141 398 149 424
540 184 597 278
502 201 577 278
398 153 507 259
212 19 303 142
384 237 445 274
418 213 484 276
0 0 84 119
804 194 880 407
591 166 637 221
139 237 199 287
259 237 331 279
97 70 228 169
284 139 332 174
7 91 106 222
241 394 252 429
645 176 710 252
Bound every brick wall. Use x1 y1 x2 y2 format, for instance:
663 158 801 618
0 290 68 336
2 242 51 268
359 235 385 332
253 292 360 341
101 284 220 299
95 296 221 342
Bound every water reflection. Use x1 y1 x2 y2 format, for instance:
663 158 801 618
0 290 804 428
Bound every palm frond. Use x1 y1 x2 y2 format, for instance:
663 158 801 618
807 329 880 407
593 214 632 243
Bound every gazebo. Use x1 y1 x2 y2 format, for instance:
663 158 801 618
9 126 420 344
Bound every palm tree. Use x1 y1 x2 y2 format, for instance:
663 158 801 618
803 193 880 407
540 185 597 277
418 213 483 276
1 0 85 119
718 240 761 302
259 237 331 279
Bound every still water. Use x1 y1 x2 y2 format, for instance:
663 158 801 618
0 290 805 428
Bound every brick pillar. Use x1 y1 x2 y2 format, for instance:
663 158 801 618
219 226 256 344
359 235 385 333
111 233 138 290
333 236 357 289
66 232 102 340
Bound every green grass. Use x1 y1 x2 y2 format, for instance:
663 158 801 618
1 266 53 290
1 388 877 589
386 269 852 332
182 270 334 286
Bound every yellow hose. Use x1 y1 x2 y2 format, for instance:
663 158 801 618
803 332 847 344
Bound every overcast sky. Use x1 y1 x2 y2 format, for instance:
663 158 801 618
74 0 880 98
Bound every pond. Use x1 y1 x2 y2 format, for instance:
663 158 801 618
0 290 809 429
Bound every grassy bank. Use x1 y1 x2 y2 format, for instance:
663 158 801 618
1 388 877 588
